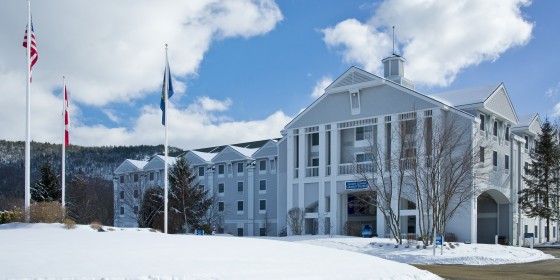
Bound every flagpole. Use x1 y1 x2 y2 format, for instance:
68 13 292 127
24 0 32 222
61 76 66 208
164 44 169 234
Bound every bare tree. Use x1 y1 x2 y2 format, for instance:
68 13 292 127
352 117 410 244
407 112 489 244
202 192 224 231
118 173 158 228
287 207 305 235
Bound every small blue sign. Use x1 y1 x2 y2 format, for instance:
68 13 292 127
345 180 369 190
435 235 443 245
195 229 205 235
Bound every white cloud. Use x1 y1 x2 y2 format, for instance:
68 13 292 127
0 1 285 148
322 0 533 87
71 102 292 149
545 82 560 100
311 76 333 98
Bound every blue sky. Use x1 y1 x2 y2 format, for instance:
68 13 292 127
1 0 559 149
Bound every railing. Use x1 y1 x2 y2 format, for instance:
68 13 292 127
400 157 417 170
306 166 319 177
338 162 374 175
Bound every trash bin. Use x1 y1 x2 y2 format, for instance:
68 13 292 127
498 236 506 245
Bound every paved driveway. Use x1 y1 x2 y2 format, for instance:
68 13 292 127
413 248 560 280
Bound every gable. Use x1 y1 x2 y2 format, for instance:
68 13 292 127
484 86 517 123
184 151 211 166
114 160 143 174
528 116 542 135
253 140 278 159
213 146 248 163
288 84 438 129
144 156 165 171
326 67 381 93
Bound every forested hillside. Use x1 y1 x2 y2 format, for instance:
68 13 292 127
0 140 183 200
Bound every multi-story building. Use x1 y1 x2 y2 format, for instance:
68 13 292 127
114 54 557 244
113 140 280 236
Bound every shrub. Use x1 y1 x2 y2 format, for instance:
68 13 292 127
90 221 103 231
0 208 23 224
29 202 65 223
64 218 76 229
445 232 458 242
343 221 362 236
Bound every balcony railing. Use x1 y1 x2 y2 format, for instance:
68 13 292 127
306 166 319 177
338 162 374 175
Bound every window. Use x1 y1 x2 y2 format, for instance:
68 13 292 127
356 153 367 163
199 184 205 192
270 159 276 173
356 126 372 141
479 114 485 131
218 201 224 212
535 225 538 238
505 155 509 170
149 172 154 181
237 162 244 173
493 121 498 137
198 166 205 177
259 160 267 171
119 176 124 184
311 157 319 166
524 162 529 175
505 126 510 141
120 207 124 215
237 228 244 237
134 174 139 182
259 199 266 211
260 227 266 236
237 200 244 212
311 133 319 146
119 190 124 200
133 189 139 198
218 164 225 175
259 180 267 191
492 151 498 167
237 181 243 192
133 206 138 214
479 147 485 163
525 136 529 149
524 225 528 234
218 183 224 194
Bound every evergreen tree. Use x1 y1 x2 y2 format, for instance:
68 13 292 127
168 157 212 234
32 163 61 203
520 119 560 242
139 186 164 229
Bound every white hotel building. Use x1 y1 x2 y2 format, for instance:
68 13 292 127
114 54 557 244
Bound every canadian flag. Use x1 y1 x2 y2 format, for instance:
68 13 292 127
63 85 69 147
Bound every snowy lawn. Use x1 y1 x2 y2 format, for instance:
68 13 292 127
271 235 555 265
0 223 554 279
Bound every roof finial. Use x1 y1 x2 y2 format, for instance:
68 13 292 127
392 26 395 55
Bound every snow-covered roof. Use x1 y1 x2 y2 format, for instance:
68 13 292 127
428 84 500 107
190 150 216 162
127 159 148 169
155 155 178 166
230 145 258 157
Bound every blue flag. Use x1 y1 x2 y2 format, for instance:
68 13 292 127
160 56 174 126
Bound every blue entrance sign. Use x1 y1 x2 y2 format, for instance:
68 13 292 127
345 180 369 190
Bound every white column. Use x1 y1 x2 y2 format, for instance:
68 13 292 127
330 125 339 234
318 126 326 234
298 132 306 209
248 164 255 236
286 130 294 212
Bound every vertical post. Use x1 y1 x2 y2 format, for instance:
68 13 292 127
61 76 66 208
24 0 32 222
164 44 169 234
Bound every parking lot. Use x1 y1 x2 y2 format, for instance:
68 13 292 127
413 248 560 280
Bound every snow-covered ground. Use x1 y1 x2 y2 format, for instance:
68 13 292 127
0 223 555 279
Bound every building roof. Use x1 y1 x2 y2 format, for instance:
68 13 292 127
190 150 216 162
128 159 148 169
428 84 501 107
516 113 538 128
230 146 258 157
194 139 279 154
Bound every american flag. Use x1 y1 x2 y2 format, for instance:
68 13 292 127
22 20 38 82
